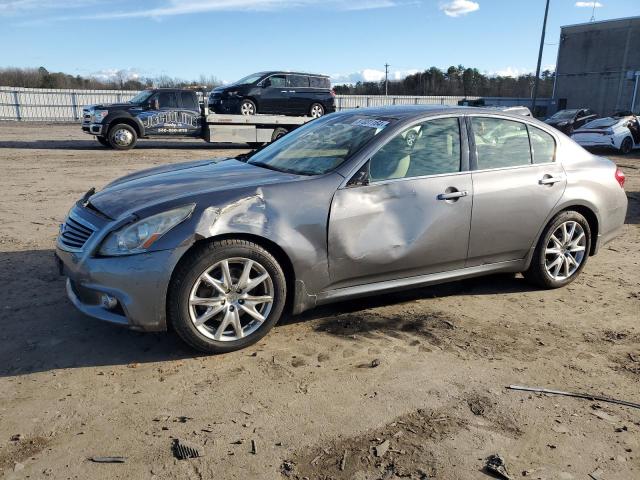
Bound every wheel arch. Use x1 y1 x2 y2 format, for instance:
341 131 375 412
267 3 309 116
108 117 143 137
169 232 297 317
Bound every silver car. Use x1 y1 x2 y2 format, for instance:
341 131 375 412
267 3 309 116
55 106 628 353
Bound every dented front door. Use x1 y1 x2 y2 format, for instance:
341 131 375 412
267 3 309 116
327 173 473 288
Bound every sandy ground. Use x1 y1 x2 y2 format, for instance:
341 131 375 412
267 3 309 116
0 122 638 480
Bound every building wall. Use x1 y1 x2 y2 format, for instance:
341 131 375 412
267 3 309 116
554 16 640 115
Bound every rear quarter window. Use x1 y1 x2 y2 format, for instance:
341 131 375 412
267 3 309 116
528 126 556 164
310 76 330 89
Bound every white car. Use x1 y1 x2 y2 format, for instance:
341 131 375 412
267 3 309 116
571 114 640 154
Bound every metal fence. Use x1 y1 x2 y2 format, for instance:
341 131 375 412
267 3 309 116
0 86 549 122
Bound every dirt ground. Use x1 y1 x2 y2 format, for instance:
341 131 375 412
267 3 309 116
0 122 638 480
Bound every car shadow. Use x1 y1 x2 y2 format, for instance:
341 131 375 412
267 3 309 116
0 248 535 378
625 191 640 225
0 139 251 150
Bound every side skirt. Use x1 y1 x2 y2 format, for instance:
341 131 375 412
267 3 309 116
315 259 526 306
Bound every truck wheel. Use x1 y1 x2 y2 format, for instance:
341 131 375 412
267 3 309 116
240 99 256 116
619 137 633 155
167 239 287 353
310 103 324 118
108 124 137 150
96 136 111 148
271 127 288 142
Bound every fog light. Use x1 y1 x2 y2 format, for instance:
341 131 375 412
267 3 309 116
100 293 118 310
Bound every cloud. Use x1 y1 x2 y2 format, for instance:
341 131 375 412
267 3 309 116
89 68 141 82
331 68 419 85
440 0 479 17
575 1 603 7
6 0 400 22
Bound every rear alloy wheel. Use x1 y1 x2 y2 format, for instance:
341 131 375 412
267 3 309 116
168 239 286 353
619 137 633 155
524 211 591 289
240 99 256 116
108 123 137 150
96 136 111 148
310 103 325 118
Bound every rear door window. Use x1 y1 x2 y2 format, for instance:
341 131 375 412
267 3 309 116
158 92 178 109
180 92 198 111
471 117 532 169
528 126 556 164
288 75 309 88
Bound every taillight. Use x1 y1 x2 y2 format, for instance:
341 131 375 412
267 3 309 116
330 89 336 97
615 167 625 188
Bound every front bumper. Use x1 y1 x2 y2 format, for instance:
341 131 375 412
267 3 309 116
208 97 241 114
81 122 104 135
56 201 190 335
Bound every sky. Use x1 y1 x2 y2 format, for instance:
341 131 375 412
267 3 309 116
0 0 638 84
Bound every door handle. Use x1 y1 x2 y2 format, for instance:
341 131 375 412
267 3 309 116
281 90 288 93
539 175 563 185
437 190 468 200
289 90 296 93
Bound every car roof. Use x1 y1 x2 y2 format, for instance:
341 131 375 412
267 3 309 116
333 105 533 121
257 71 330 78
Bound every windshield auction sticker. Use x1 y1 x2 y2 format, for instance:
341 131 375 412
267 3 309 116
351 118 390 129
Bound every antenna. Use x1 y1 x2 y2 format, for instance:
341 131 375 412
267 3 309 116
590 1 596 22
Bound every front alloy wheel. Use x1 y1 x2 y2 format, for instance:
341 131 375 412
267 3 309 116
240 99 256 116
169 239 286 353
189 258 274 341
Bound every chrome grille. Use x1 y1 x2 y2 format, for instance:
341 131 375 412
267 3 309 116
59 214 96 251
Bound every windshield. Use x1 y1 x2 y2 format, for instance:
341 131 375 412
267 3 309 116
550 109 578 120
583 118 621 129
230 73 264 86
248 114 394 175
128 91 154 105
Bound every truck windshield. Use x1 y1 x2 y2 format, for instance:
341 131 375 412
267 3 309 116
128 91 154 105
248 114 394 176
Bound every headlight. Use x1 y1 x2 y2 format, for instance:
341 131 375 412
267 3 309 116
226 90 239 97
99 204 195 256
93 110 109 122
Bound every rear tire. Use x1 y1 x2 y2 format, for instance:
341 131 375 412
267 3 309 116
619 136 633 155
271 127 288 142
310 103 324 118
108 123 137 150
168 239 287 354
96 136 111 148
523 211 591 289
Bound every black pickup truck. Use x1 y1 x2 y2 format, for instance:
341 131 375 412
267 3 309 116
82 88 203 150
82 88 313 150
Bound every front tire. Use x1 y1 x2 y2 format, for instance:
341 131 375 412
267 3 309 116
108 123 137 150
524 211 591 289
619 136 633 155
168 239 287 353
240 99 257 116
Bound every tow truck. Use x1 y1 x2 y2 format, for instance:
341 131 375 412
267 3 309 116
81 88 315 150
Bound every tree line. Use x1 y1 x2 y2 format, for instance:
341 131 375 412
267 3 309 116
0 67 222 90
334 66 555 98
0 65 555 98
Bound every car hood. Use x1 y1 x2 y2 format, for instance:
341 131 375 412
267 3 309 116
89 159 298 218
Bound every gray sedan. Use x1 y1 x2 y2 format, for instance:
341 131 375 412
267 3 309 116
55 106 628 353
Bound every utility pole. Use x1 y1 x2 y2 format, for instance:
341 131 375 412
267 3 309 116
384 63 389 96
531 0 550 115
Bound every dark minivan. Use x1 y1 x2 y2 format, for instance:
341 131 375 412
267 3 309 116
208 71 336 118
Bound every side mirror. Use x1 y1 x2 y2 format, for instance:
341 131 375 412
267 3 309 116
347 162 370 187
150 98 159 110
